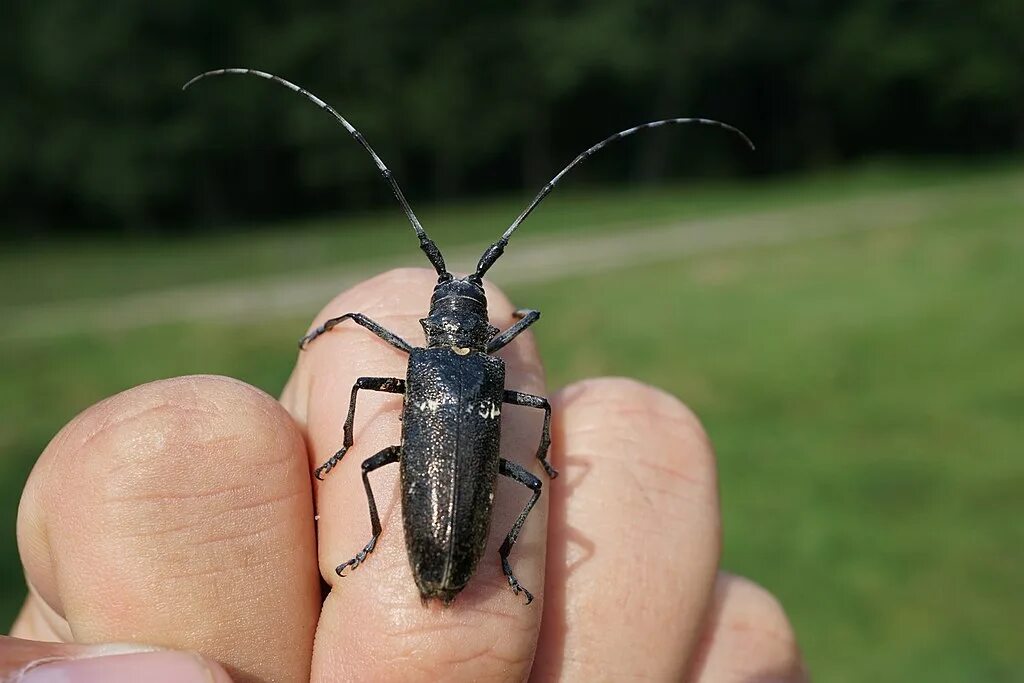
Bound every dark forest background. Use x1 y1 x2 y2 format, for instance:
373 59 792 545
4 0 1022 237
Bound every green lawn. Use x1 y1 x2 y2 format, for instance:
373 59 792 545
1 162 1022 680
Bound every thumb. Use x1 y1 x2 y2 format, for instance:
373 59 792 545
0 637 233 683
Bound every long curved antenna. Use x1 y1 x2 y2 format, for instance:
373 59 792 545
183 68 450 279
474 118 755 280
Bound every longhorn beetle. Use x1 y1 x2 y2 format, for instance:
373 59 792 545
183 69 754 605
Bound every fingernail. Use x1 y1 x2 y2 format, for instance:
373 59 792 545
21 651 233 683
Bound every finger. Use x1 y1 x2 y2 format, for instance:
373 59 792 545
532 379 721 680
281 268 549 681
0 637 233 683
688 573 808 682
15 376 320 683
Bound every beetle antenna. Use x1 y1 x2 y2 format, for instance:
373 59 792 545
183 68 451 280
473 118 754 280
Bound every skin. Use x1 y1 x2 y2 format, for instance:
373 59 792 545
10 268 807 682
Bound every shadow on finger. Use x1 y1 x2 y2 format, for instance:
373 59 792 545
535 378 721 680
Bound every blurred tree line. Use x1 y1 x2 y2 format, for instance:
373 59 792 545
4 0 1022 236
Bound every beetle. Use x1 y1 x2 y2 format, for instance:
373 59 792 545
184 69 753 604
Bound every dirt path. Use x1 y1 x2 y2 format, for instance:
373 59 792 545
2 190 943 341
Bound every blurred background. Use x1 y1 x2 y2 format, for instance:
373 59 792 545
1 2 1022 680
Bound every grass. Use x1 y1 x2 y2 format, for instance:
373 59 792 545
1 161 1022 680
2 157 1019 309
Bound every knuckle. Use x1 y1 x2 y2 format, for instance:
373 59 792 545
558 376 716 484
28 376 308 584
313 268 434 335
63 375 298 488
335 267 437 312
376 613 535 680
565 377 703 426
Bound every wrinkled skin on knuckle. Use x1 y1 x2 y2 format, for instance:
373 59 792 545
20 375 309 626
18 375 320 683
315 495 541 680
373 612 536 682
87 377 301 512
315 578 538 682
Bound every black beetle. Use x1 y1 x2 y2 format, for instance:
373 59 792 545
184 69 753 604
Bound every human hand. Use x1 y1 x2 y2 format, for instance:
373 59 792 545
10 269 807 681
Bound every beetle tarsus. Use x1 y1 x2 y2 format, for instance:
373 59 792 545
336 535 379 576
503 557 534 605
314 447 347 481
298 325 325 350
538 454 558 479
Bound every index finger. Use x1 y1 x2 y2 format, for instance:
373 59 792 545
281 268 549 681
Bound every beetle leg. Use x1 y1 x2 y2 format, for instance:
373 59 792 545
299 312 414 353
502 390 558 478
498 458 542 605
336 445 401 577
487 308 540 353
314 377 406 480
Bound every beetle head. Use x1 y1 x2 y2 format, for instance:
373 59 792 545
421 277 499 352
